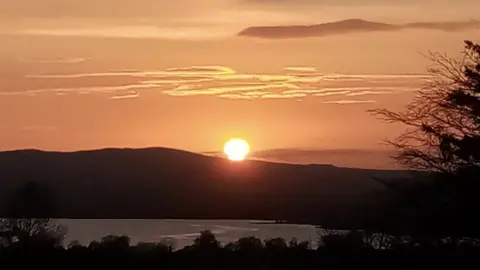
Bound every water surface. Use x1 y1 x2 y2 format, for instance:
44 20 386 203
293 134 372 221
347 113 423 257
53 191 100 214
59 219 320 249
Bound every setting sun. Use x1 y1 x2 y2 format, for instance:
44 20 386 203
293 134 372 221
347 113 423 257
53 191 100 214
224 139 250 161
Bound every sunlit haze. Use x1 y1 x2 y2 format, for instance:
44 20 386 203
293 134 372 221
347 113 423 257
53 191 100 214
0 0 478 169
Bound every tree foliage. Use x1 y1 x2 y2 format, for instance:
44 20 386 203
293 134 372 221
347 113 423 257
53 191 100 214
369 40 480 242
370 40 480 173
193 230 220 250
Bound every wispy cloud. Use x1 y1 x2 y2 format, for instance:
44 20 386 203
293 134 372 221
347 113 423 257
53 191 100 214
284 66 317 73
312 91 352 97
322 100 377 104
346 90 394 96
7 65 428 102
262 93 307 99
20 125 57 132
109 91 140 100
18 26 234 40
218 94 254 100
0 84 160 96
238 19 480 39
205 147 402 169
19 56 90 64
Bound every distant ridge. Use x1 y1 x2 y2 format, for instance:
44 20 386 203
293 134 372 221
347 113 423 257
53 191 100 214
0 147 415 227
238 19 480 39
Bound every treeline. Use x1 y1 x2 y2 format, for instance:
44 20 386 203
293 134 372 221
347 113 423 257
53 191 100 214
1 228 479 269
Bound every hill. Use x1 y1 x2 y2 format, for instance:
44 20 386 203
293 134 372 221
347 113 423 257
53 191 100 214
0 147 414 227
238 19 479 39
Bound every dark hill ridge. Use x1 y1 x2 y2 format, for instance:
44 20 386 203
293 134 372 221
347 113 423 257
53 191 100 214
238 19 480 39
0 147 413 227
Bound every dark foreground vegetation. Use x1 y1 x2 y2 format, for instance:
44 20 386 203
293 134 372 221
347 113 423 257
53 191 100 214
1 227 479 269
1 40 480 268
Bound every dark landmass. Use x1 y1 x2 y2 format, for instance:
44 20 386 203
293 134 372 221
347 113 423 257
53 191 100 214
238 19 480 39
1 230 479 269
250 220 292 225
0 147 415 228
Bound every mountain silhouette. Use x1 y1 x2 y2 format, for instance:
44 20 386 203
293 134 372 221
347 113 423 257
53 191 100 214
238 19 479 39
0 147 413 227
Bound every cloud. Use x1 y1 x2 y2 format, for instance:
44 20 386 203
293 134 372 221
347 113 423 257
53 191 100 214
284 66 317 73
206 147 402 169
243 0 480 6
322 100 377 104
3 1 479 43
346 90 394 96
26 66 235 79
8 65 427 101
0 83 160 96
313 91 352 97
0 1 227 20
262 93 307 99
18 26 235 40
20 125 57 132
109 91 140 100
165 66 235 75
19 56 90 64
218 94 254 100
238 19 480 39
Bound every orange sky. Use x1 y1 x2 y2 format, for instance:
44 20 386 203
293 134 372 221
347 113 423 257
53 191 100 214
0 0 478 168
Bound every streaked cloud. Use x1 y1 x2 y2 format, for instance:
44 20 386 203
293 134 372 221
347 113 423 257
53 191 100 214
313 91 352 97
3 1 478 42
19 56 90 64
346 90 394 96
218 94 254 100
20 125 57 132
205 147 402 169
109 91 140 100
6 65 428 102
322 100 377 104
238 19 480 39
0 84 160 96
26 66 235 79
18 26 235 40
262 93 307 99
284 66 317 73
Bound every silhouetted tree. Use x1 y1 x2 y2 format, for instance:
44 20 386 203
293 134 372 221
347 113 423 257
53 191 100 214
193 230 220 250
264 237 288 250
318 230 364 252
288 238 311 250
370 40 480 173
88 240 102 250
100 235 131 250
237 236 264 251
369 40 480 243
68 240 82 249
134 241 173 253
225 236 264 252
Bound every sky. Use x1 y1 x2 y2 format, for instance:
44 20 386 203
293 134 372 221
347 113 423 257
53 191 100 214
0 0 479 168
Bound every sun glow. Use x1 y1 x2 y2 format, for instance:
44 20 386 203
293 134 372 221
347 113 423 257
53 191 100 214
224 138 250 161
